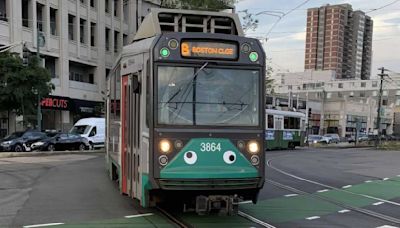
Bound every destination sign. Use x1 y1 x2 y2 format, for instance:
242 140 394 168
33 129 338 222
181 41 238 60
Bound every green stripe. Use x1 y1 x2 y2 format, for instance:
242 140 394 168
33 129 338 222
240 176 400 224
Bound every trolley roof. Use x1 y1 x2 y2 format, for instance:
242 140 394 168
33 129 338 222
133 8 244 42
266 109 306 118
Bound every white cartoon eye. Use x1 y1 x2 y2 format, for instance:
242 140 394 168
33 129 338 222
184 151 197 165
223 151 236 164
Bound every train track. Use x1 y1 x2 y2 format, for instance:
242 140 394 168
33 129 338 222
156 206 191 228
266 159 400 225
157 206 276 228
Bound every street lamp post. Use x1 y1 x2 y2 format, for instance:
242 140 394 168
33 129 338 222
36 29 45 131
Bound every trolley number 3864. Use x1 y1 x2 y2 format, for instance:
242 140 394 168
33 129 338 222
200 142 221 152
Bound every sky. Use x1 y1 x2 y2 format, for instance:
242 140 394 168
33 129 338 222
235 0 400 78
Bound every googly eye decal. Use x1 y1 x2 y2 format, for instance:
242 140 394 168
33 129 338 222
223 151 236 164
184 151 197 165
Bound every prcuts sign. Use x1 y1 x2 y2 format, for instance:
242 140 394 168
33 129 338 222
40 96 71 111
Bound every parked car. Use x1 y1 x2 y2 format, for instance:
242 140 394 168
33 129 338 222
70 118 105 149
348 135 369 143
307 135 331 144
324 134 340 144
31 133 90 152
0 130 47 152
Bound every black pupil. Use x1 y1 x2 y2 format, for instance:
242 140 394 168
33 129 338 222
186 152 192 158
229 155 235 161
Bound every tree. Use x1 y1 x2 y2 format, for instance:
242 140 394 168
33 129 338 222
161 0 237 11
0 52 53 126
265 59 275 95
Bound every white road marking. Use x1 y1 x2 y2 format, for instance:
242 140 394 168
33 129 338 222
317 189 329 193
338 209 350 213
376 225 399 228
342 185 352 189
373 202 385 206
383 178 389 181
306 216 320 220
239 200 253 204
238 211 276 228
124 213 154 218
365 180 372 183
284 194 298 197
267 159 400 207
23 223 64 228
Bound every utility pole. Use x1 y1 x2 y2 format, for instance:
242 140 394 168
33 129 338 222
36 28 45 131
375 67 388 147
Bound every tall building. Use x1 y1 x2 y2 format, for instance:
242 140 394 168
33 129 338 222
0 0 160 136
304 4 373 80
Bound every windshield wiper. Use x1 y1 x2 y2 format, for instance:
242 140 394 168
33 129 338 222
164 62 209 106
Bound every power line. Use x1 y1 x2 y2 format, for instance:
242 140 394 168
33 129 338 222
366 0 400 13
263 0 311 37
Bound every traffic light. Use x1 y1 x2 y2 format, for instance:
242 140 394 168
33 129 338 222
22 43 31 66
308 108 312 117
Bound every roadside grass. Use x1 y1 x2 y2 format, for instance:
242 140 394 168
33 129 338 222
378 141 400 150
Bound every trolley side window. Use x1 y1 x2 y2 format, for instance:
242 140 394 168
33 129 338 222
267 115 274 129
284 117 301 130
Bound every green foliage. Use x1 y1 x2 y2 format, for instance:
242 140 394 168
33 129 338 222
0 52 53 116
161 0 237 11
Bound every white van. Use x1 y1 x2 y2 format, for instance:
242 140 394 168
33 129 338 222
70 118 105 149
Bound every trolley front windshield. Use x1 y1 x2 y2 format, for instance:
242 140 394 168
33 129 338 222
157 66 260 127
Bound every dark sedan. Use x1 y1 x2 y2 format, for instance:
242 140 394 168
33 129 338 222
31 133 90 152
0 131 47 152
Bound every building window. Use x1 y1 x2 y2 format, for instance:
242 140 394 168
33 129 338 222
37 3 44 32
90 0 96 8
69 62 96 84
90 22 96 46
372 81 378 87
123 0 128 22
114 30 120 53
361 82 366 88
105 0 110 13
0 0 7 22
338 83 343 88
80 0 87 5
80 18 87 44
68 14 76 41
50 8 58 36
105 27 110 51
123 34 128 46
382 99 388 106
114 0 120 17
22 0 31 28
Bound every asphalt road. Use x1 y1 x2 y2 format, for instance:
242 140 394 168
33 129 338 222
0 148 400 228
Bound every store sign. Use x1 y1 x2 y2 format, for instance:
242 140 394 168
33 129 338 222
41 96 70 111
181 41 238 60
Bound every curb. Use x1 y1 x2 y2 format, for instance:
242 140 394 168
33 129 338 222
0 150 105 159
307 146 374 150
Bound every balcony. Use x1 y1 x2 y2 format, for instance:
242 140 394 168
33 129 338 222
69 80 98 92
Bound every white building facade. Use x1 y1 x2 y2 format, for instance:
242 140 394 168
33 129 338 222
0 0 159 136
272 71 400 137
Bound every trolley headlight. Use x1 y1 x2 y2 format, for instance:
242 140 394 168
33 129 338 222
247 141 260 154
159 139 172 153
